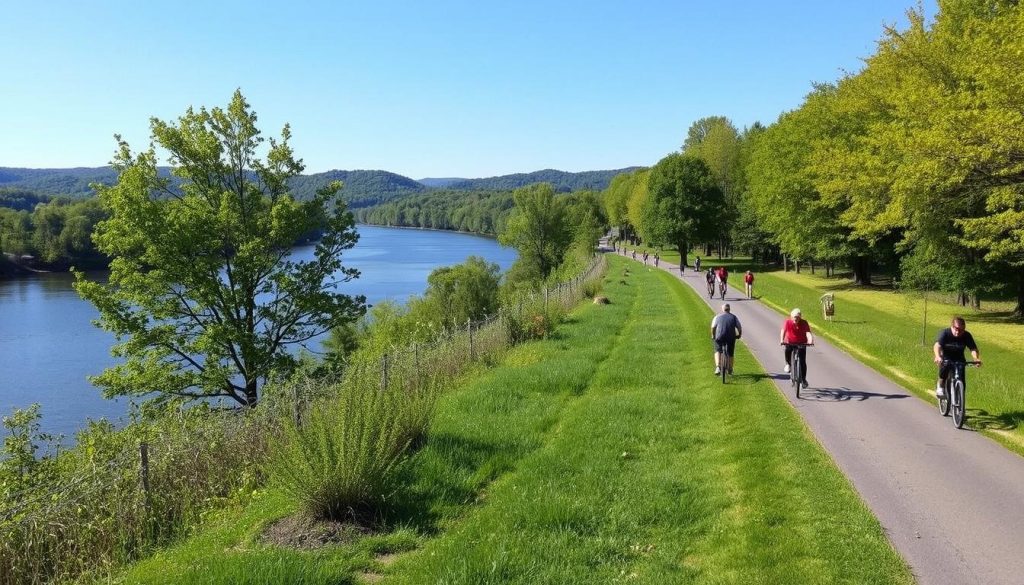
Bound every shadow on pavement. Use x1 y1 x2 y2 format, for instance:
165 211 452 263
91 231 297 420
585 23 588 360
797 386 911 402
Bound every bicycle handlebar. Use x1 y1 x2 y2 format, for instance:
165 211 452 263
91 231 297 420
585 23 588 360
940 359 981 366
781 343 814 347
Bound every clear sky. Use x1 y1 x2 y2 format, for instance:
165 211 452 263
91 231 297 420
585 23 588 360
0 0 935 180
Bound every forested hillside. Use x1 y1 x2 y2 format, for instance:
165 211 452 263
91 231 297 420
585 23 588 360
447 167 642 192
0 167 425 208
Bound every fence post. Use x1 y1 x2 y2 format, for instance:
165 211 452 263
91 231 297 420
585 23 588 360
380 353 389 391
468 318 475 361
139 442 151 516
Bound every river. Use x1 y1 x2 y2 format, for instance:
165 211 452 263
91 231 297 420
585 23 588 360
0 225 515 440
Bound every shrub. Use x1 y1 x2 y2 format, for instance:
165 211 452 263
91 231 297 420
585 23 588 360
267 376 411 520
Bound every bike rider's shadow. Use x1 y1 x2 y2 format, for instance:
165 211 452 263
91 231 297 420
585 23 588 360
797 386 911 402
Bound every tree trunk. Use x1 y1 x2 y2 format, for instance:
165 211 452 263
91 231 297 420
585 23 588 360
810 259 815 275
851 255 872 285
1015 269 1024 319
783 255 789 272
244 380 259 407
795 259 801 274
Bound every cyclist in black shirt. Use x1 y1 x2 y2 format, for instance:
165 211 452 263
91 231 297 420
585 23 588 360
932 316 981 398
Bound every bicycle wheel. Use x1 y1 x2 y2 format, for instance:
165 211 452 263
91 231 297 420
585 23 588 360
952 379 966 429
938 378 951 416
721 360 727 384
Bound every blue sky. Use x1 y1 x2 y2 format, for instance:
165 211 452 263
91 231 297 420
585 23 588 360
0 1 935 179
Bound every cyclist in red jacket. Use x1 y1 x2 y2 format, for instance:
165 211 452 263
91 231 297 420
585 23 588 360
780 308 814 388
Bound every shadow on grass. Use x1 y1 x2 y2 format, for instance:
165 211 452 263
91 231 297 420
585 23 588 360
382 432 510 535
966 409 1024 432
967 311 1024 325
797 386 911 402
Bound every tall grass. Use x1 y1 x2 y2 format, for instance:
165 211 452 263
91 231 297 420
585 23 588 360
269 382 411 520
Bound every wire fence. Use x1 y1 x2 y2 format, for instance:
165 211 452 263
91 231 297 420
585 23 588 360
0 254 607 585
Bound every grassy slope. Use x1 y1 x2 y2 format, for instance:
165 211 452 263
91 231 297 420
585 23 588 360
629 246 1024 454
118 255 911 584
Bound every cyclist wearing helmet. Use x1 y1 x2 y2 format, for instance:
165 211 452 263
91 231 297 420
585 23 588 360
780 308 814 388
705 268 715 298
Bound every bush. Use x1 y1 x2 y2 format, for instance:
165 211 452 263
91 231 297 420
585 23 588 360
267 376 411 520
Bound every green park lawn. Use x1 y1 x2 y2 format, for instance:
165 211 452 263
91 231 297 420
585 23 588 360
117 254 910 584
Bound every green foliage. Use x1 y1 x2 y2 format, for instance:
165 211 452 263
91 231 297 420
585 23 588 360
0 405 57 498
355 189 514 235
0 196 107 265
444 167 640 192
268 379 412 520
499 183 572 284
73 91 365 407
644 153 723 262
418 256 501 331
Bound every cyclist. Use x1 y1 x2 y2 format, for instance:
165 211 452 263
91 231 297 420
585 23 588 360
780 308 814 388
717 266 729 299
654 251 660 267
744 270 754 298
694 256 702 273
704 268 715 298
711 303 742 375
933 316 981 398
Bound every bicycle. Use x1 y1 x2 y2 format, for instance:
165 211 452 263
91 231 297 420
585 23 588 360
938 359 980 429
783 343 813 398
719 281 727 300
706 281 714 299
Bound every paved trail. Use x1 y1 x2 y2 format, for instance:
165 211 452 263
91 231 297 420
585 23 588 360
625 252 1024 585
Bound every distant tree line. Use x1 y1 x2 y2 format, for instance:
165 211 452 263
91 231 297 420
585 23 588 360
0 191 107 267
354 189 515 235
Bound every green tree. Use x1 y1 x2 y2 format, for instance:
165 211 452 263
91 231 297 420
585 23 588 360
644 154 723 266
499 183 571 284
419 256 501 330
75 91 365 407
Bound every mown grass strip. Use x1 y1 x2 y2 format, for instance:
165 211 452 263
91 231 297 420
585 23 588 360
383 257 911 584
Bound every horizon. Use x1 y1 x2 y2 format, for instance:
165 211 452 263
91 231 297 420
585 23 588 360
1 1 935 178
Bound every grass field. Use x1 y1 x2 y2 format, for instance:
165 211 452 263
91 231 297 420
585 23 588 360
117 255 911 584
627 245 1024 454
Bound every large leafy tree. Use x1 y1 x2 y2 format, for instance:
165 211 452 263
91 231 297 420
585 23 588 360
684 116 743 255
644 153 723 266
419 256 501 330
498 183 571 284
75 91 365 407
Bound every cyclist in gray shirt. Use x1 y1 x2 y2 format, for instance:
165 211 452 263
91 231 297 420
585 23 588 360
711 303 742 375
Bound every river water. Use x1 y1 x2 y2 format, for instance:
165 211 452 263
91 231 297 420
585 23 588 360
0 225 515 440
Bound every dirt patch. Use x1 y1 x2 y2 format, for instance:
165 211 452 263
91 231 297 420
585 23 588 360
260 512 377 550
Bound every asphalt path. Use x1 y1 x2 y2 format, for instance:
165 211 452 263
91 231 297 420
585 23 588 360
624 251 1024 585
